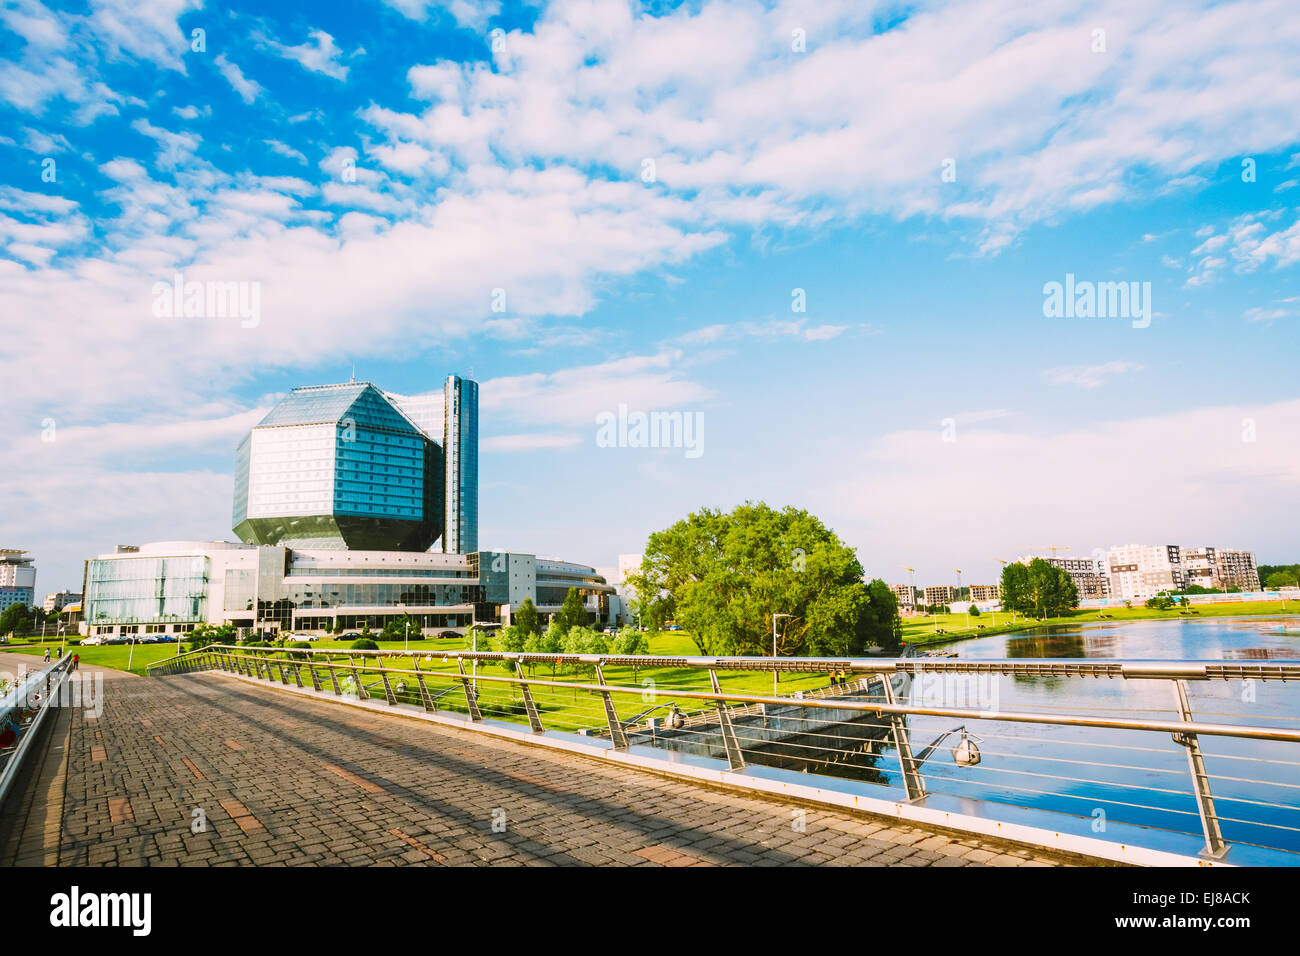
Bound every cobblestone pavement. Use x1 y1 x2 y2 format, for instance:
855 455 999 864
34 668 1076 866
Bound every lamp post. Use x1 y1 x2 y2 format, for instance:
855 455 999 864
772 613 790 696
954 568 967 629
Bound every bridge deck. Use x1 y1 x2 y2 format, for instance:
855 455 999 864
1 661 1080 867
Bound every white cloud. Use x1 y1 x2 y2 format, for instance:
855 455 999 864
482 433 584 452
261 29 351 81
1045 361 1144 388
482 352 713 428
89 0 199 72
213 54 262 105
821 399 1300 583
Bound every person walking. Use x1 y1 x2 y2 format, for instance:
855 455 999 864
43 647 51 663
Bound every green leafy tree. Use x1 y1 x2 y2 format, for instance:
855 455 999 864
554 588 589 633
626 502 888 657
513 598 541 637
613 627 650 678
864 578 902 651
0 603 33 636
499 624 527 654
1001 559 1078 618
381 613 422 642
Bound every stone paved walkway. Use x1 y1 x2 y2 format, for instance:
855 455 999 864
5 665 1079 867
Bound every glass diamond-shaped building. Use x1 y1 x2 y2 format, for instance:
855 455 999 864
232 383 443 551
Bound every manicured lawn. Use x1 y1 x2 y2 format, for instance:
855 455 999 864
4 640 189 676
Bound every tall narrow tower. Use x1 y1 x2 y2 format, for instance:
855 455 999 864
442 374 479 554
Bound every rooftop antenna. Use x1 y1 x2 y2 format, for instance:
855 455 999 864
350 364 355 383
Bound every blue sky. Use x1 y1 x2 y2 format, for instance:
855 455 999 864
2 0 1299 594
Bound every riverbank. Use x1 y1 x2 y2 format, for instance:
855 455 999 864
900 599 1300 647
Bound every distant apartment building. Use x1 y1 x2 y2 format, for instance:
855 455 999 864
923 585 958 606
43 590 82 614
969 584 1001 603
891 583 917 607
1018 554 1111 601
1213 548 1261 591
0 549 36 612
1105 545 1260 601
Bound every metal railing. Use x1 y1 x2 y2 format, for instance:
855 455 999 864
150 644 1300 862
0 654 76 811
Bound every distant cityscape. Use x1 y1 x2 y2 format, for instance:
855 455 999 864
885 545 1266 611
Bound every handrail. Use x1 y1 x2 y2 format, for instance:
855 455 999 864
0 654 75 811
152 642 1300 860
178 648 1300 743
176 644 1300 681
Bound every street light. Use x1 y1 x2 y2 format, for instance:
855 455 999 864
772 613 790 696
954 568 967 629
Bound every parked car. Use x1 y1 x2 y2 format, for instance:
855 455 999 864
290 633 318 641
337 631 361 640
437 630 460 639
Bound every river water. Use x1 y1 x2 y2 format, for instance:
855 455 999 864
866 616 1300 854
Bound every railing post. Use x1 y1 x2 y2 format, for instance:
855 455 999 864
349 658 365 700
275 660 289 684
1171 679 1228 859
307 664 322 693
290 661 304 688
709 669 745 770
379 669 397 706
514 660 544 733
412 658 437 712
456 658 482 721
593 663 628 750
881 668 925 802
327 662 342 695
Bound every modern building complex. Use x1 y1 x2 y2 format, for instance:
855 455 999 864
81 541 615 639
83 376 617 638
1018 554 1112 601
0 549 36 612
43 590 81 614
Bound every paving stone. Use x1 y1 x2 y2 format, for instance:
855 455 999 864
20 669 1074 868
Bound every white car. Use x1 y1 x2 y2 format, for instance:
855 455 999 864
290 633 319 641
81 636 105 646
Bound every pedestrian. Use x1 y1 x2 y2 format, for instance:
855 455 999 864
71 653 80 671
43 647 51 663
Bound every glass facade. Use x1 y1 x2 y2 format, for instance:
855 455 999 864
85 555 208 625
443 375 478 553
232 383 443 551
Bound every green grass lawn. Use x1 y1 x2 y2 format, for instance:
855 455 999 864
4 640 192 676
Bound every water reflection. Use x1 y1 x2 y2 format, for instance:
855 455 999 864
865 617 1300 852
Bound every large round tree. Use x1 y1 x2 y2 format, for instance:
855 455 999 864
626 501 898 657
